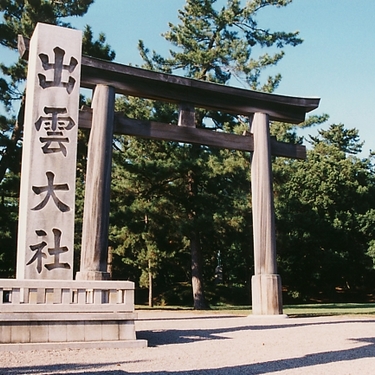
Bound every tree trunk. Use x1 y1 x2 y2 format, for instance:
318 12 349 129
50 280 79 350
181 105 207 309
190 229 207 309
188 162 208 310
148 258 153 307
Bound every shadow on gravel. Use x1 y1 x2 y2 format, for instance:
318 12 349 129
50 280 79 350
137 326 235 346
137 317 375 347
0 360 145 375
2 337 375 374
146 337 375 374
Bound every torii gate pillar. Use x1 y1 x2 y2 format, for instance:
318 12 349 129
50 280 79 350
76 84 115 280
250 112 283 315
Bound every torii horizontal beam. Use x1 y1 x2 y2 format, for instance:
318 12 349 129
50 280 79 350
19 35 319 124
79 108 306 159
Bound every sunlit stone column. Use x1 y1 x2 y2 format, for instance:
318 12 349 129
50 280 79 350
76 84 115 280
250 112 283 315
17 23 81 280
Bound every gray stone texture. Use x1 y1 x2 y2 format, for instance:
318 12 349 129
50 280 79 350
17 23 82 280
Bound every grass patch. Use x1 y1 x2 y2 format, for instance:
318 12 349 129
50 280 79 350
284 303 375 317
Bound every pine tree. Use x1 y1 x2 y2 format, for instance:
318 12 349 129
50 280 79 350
274 124 375 301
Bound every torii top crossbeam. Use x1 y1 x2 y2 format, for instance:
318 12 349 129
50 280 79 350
19 35 319 125
82 56 318 124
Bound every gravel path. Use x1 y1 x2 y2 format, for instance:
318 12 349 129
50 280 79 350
1 310 375 374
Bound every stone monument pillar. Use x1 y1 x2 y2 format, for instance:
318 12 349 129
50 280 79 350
250 112 283 315
16 23 82 280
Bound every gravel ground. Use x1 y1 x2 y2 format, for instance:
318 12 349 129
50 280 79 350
1 310 375 374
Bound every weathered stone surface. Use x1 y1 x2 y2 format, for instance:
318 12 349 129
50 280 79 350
0 279 143 348
250 112 283 315
66 321 85 342
0 323 11 344
76 85 115 281
119 321 136 340
0 318 140 345
17 23 82 280
251 274 283 315
29 321 49 343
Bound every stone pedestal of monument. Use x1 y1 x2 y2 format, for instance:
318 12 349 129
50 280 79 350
0 279 146 350
0 23 146 351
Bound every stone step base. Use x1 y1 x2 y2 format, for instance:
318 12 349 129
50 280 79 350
0 312 147 349
0 339 147 352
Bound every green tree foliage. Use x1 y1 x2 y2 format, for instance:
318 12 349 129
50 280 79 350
141 0 301 90
274 124 375 302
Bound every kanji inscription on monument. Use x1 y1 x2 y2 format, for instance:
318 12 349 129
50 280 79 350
17 23 82 279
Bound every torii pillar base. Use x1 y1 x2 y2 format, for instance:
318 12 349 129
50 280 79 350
251 274 283 315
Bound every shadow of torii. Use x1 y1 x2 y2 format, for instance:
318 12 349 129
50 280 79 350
137 317 375 346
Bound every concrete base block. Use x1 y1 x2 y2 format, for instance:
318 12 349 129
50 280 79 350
30 322 49 343
0 312 147 350
251 274 283 315
67 321 85 342
0 324 11 344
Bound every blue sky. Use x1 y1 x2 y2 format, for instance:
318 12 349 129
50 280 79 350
3 0 375 156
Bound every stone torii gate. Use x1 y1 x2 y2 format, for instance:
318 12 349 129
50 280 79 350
76 77 318 315
17 24 319 317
